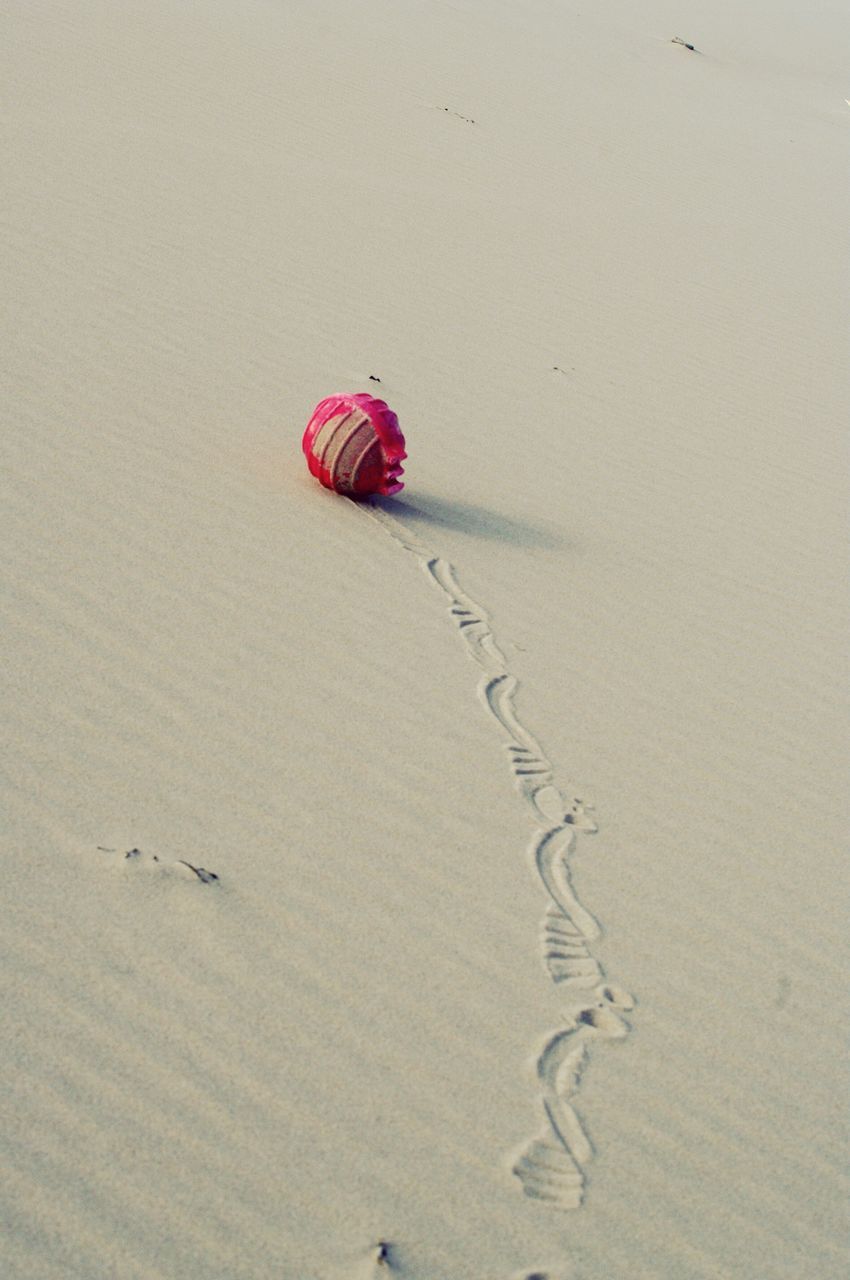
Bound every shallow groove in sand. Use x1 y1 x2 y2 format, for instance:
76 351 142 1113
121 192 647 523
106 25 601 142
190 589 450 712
362 500 634 1210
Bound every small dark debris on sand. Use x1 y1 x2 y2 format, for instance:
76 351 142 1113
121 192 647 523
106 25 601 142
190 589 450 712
368 374 381 383
98 845 218 882
176 860 219 884
671 36 696 51
440 105 476 124
373 1239 393 1267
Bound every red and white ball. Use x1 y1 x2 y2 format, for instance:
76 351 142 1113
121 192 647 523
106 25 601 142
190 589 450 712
302 393 406 497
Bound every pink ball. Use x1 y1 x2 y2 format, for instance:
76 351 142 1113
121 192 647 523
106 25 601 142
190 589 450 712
302 393 406 497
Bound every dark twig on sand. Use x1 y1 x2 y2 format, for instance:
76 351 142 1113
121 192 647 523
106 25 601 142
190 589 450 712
439 105 476 124
176 860 219 884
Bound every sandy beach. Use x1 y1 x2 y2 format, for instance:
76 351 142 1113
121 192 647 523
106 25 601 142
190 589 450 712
2 1 848 1276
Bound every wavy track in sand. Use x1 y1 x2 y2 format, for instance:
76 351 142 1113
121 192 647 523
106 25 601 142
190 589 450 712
361 500 635 1210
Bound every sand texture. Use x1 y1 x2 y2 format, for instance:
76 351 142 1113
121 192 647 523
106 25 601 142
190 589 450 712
2 1 848 1277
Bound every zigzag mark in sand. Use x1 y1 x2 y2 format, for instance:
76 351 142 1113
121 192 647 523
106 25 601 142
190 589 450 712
360 499 634 1210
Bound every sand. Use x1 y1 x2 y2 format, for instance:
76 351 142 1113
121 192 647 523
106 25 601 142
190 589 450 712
2 1 847 1277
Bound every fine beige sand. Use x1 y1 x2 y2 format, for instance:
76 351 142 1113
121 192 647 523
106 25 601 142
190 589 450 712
2 2 848 1277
